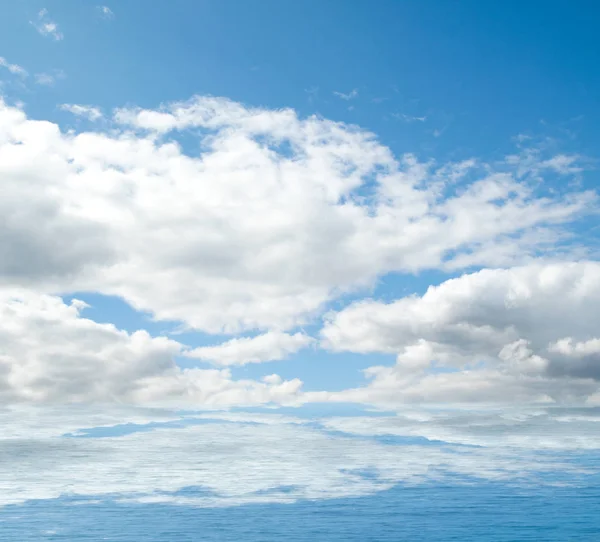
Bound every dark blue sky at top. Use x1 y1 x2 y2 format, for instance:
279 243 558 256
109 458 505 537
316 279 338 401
1 0 599 161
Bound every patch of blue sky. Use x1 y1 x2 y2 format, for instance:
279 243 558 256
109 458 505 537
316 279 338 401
61 293 172 335
61 292 229 349
228 349 396 392
371 269 459 300
59 290 398 391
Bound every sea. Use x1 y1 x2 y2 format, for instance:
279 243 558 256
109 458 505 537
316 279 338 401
1 405 599 541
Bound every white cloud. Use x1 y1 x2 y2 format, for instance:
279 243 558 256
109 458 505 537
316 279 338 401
34 69 66 86
31 9 64 41
0 56 28 77
0 95 591 335
0 95 597 407
35 73 56 85
60 103 103 121
549 337 600 357
539 154 584 175
0 406 592 508
186 331 314 366
506 144 584 180
333 89 358 100
393 113 427 122
97 5 114 19
320 262 600 406
0 289 302 406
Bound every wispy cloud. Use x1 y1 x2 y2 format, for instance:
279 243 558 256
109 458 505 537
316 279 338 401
539 154 584 175
35 69 66 86
393 113 427 123
60 103 103 122
31 8 64 41
97 5 114 19
0 56 28 77
305 86 319 104
333 89 358 100
505 139 587 179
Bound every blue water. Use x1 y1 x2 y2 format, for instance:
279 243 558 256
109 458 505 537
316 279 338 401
1 482 598 541
4 407 600 541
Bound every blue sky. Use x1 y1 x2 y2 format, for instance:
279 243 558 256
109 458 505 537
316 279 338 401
0 1 599 407
2 1 599 153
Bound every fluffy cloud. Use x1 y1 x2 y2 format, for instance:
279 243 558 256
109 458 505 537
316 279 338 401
0 289 302 406
320 262 600 405
0 96 594 336
186 331 314 366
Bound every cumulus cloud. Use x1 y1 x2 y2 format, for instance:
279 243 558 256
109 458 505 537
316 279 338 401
549 338 600 357
31 9 64 41
0 96 594 338
186 331 314 366
60 103 103 121
0 95 598 406
0 289 302 406
319 262 600 405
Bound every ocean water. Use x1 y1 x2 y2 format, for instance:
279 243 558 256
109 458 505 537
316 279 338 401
2 406 599 541
1 482 599 541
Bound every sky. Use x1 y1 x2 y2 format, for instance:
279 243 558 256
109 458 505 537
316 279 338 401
0 0 599 410
3 2 600 527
